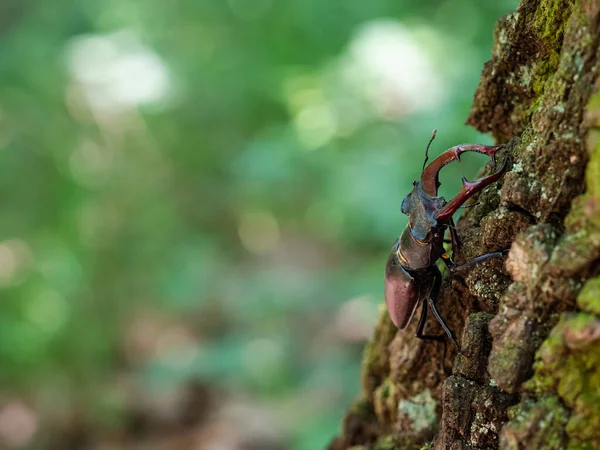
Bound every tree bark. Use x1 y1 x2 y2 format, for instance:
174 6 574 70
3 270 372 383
330 0 600 448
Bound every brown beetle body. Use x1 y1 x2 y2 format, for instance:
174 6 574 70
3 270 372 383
385 239 420 329
385 131 508 351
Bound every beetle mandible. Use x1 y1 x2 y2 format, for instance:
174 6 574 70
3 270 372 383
385 130 508 353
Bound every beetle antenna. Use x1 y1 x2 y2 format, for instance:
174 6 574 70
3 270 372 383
422 129 437 173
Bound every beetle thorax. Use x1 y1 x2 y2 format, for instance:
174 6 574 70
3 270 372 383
398 181 447 270
401 181 447 239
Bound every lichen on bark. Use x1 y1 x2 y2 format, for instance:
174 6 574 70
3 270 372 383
330 0 600 449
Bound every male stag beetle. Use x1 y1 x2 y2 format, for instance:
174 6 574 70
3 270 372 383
385 130 508 353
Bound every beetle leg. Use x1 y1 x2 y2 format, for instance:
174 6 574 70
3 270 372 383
426 267 463 353
459 202 480 209
429 297 462 353
421 143 505 196
415 299 444 341
449 250 508 272
449 217 461 251
434 157 508 222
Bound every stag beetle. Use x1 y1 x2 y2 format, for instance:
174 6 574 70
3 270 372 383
385 130 508 352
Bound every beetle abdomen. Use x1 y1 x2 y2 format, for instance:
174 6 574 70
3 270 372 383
384 246 421 329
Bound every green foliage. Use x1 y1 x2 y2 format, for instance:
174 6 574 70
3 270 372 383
0 0 516 447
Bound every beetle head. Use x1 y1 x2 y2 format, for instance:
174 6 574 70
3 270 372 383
401 181 445 241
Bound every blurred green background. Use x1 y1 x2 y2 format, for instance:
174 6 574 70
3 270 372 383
0 1 516 449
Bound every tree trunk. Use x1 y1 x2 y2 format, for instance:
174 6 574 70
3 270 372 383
330 0 600 448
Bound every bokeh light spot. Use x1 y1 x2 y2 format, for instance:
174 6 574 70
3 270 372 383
243 338 284 379
69 140 114 188
334 296 378 342
26 289 69 335
294 103 338 150
66 31 170 112
0 401 38 448
238 210 280 255
0 239 33 287
344 19 446 119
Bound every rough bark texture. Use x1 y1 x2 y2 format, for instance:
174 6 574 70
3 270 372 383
330 0 600 449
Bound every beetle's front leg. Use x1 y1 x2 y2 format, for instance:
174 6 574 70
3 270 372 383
440 248 508 273
449 217 461 251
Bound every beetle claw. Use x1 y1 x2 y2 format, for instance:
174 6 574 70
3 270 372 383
420 141 505 197
435 157 508 222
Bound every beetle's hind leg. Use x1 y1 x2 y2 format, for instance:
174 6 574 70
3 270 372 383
429 295 462 353
415 299 444 341
415 269 451 344
424 267 465 354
